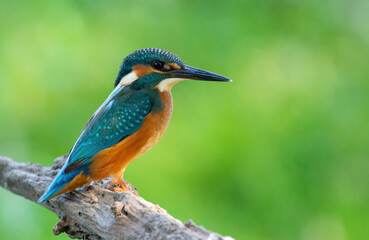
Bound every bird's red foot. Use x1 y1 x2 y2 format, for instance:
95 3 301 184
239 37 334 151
111 178 139 196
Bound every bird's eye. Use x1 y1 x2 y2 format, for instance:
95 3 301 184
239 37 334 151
152 60 164 70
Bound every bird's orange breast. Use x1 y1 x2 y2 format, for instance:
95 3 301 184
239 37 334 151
89 90 173 180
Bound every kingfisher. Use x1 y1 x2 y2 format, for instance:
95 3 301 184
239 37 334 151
38 48 231 202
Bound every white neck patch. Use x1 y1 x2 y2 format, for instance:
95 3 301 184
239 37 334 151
157 78 185 92
118 71 139 87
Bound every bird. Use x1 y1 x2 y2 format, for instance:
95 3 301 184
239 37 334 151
38 48 231 202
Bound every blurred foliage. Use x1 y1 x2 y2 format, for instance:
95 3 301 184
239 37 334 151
1 0 369 239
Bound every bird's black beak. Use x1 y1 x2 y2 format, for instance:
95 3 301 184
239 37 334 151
170 65 231 82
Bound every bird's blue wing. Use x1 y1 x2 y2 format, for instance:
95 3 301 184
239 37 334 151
38 86 153 202
64 86 152 173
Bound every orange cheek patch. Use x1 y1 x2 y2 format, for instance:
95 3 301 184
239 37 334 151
167 63 181 70
132 64 164 78
132 64 154 78
132 63 182 78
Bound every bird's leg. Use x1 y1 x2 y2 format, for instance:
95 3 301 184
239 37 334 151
111 177 139 196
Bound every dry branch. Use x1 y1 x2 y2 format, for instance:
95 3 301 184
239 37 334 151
0 155 234 240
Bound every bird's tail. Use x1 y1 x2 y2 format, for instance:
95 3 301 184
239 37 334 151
38 165 85 203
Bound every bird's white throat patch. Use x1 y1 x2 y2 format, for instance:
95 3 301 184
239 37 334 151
118 71 139 87
157 78 184 92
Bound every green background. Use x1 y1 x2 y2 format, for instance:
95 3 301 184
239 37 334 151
1 0 368 239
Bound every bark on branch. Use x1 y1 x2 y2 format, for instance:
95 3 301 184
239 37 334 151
0 155 234 240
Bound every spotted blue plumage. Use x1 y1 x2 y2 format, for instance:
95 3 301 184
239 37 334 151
38 86 154 202
66 87 152 170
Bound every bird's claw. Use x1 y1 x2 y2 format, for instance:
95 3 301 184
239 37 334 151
111 178 139 196
111 180 119 185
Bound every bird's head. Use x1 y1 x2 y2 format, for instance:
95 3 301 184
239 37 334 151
115 48 231 91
